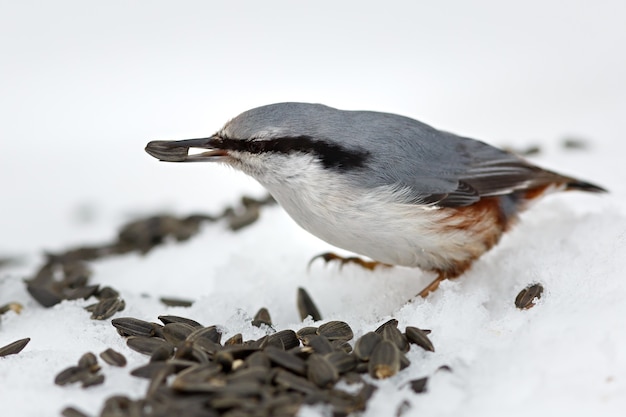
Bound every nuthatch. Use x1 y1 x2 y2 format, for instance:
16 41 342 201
145 103 606 297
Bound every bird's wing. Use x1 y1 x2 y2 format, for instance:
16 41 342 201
363 127 567 208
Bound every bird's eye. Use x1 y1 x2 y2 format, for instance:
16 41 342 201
248 141 264 153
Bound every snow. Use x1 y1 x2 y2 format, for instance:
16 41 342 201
1 1 626 416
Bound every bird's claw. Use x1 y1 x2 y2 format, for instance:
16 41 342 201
308 252 390 271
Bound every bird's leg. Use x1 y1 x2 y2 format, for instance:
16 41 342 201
308 252 391 271
417 272 447 298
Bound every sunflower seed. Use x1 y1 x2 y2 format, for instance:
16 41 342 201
380 323 409 352
0 337 30 357
317 321 353 341
374 318 399 335
186 325 222 344
302 334 334 355
224 333 243 346
268 329 300 350
245 351 271 368
324 351 357 374
54 366 89 386
158 315 203 328
130 362 175 379
159 296 194 307
163 322 196 345
265 346 307 375
296 287 322 321
78 352 100 372
61 406 90 417
353 331 382 361
96 286 120 300
251 307 272 327
368 340 400 379
296 326 318 340
26 283 62 308
100 348 127 367
127 336 175 356
91 297 125 320
150 345 174 362
515 283 544 310
405 326 435 352
81 372 105 388
408 377 428 393
273 369 319 395
111 317 156 337
307 354 339 388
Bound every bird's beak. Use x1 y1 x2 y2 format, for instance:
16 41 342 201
145 137 229 163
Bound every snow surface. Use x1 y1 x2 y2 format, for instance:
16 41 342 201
1 1 626 416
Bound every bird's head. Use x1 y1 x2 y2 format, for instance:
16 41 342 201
145 103 369 186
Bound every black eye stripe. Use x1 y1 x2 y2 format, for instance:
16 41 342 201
216 135 369 170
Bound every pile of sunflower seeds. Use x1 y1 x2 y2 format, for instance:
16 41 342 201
23 194 275 315
58 288 436 417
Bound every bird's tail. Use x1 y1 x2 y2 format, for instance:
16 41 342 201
565 179 607 193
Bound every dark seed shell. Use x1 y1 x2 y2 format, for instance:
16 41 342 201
224 333 243 346
380 324 409 353
251 307 272 327
368 340 400 379
158 315 203 328
100 348 127 367
186 325 222 344
130 362 175 379
26 283 62 308
408 377 428 393
264 346 307 375
405 326 435 352
78 352 100 372
61 406 90 417
159 296 194 307
307 354 339 388
353 331 382 361
245 351 271 369
268 329 300 350
324 351 357 374
126 336 175 356
96 286 120 300
317 321 354 341
296 326 318 340
81 373 105 388
302 334 334 355
296 287 322 321
273 369 319 395
111 317 156 337
0 337 30 357
55 366 89 386
90 297 124 320
163 322 196 345
515 283 544 310
374 319 399 335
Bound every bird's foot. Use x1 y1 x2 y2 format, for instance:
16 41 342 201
308 252 391 271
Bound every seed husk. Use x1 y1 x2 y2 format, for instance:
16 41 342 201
296 326 318 340
353 331 382 361
163 322 196 345
130 362 176 379
55 365 89 386
186 325 222 344
78 352 100 372
81 372 105 388
374 318 399 335
368 340 400 379
317 321 353 341
408 377 428 393
111 317 156 337
90 297 125 320
296 287 322 321
245 351 271 368
307 354 339 388
127 336 175 356
61 406 90 417
65 284 100 300
515 283 544 310
0 337 30 357
264 346 307 375
268 329 300 350
159 296 194 307
100 348 127 367
302 334 334 355
150 345 174 362
26 283 62 308
96 286 120 300
324 351 357 374
251 307 272 327
158 315 203 328
380 324 410 353
273 369 319 395
224 333 243 346
330 339 353 353
405 326 435 352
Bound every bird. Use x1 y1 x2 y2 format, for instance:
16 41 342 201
145 102 606 297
